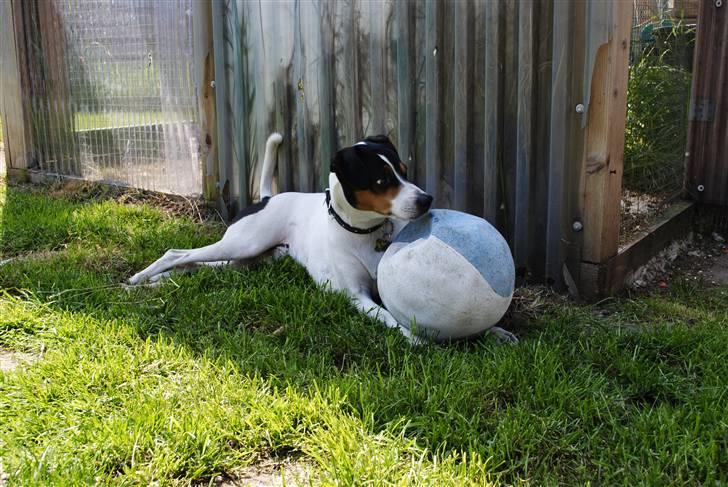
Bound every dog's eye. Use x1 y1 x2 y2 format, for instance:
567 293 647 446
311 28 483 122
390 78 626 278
375 179 385 186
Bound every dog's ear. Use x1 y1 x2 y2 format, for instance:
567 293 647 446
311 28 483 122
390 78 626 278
331 146 370 189
363 134 402 164
331 146 373 207
364 134 395 150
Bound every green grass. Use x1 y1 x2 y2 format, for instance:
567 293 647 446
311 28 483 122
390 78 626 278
1 182 727 485
74 112 180 131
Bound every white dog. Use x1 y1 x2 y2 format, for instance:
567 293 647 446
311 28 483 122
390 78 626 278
129 133 516 344
129 134 433 342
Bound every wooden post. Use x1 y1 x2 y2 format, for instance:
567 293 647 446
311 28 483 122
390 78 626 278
193 0 218 202
37 0 76 175
0 0 34 180
579 1 633 296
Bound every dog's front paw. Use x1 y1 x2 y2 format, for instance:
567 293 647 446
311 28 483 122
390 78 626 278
489 326 519 344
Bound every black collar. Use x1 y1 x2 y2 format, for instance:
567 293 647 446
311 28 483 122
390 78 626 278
325 189 385 234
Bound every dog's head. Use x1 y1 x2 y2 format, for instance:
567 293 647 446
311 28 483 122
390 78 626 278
330 135 433 220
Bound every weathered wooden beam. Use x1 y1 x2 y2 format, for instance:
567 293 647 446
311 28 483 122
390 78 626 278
0 0 33 179
425 0 441 204
483 0 502 223
580 201 694 299
580 0 633 265
193 0 218 202
211 0 231 219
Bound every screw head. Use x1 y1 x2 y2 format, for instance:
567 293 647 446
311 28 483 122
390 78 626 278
210 80 216 89
575 103 585 114
572 220 583 232
697 184 705 192
716 0 723 7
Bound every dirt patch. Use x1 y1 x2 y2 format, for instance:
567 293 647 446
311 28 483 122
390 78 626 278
0 349 34 373
705 252 728 285
627 230 728 291
213 458 313 487
620 190 675 246
14 179 223 225
501 285 569 335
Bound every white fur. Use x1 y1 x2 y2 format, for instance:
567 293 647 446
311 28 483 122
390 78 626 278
376 155 430 221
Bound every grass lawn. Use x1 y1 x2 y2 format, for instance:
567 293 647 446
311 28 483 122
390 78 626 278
0 182 727 485
74 112 181 131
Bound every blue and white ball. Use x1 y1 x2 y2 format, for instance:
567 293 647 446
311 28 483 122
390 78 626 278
377 209 515 341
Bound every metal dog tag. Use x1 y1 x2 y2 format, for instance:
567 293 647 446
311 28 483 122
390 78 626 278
375 238 391 252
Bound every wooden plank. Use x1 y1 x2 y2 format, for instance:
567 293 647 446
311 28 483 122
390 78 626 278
513 0 534 268
580 0 632 264
293 0 311 193
425 0 440 204
452 0 468 211
192 0 218 202
211 0 232 219
40 0 76 175
685 0 728 206
581 201 695 299
318 0 336 191
274 75 293 193
0 0 32 178
396 0 414 168
483 0 502 222
341 0 362 143
369 1 386 135
544 0 570 283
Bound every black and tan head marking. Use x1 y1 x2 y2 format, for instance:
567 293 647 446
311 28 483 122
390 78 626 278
331 135 427 217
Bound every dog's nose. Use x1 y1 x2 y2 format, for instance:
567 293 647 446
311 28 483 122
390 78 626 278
416 193 434 211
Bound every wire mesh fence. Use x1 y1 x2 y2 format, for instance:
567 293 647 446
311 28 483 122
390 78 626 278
621 0 697 244
17 0 201 195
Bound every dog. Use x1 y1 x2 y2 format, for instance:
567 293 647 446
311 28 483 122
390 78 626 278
128 133 515 344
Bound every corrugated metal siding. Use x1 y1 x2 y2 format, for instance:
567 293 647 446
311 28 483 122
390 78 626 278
685 0 728 206
216 0 617 283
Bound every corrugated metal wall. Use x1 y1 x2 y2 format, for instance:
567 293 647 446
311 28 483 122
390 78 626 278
685 0 728 206
216 0 617 283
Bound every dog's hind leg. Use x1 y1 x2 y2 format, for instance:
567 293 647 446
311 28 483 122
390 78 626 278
128 210 285 285
128 236 279 285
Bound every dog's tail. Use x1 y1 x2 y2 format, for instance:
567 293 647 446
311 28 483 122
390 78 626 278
259 132 283 199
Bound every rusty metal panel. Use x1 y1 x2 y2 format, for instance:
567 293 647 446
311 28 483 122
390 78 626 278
686 0 728 206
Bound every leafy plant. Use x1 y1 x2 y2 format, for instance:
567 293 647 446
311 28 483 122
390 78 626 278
624 23 694 193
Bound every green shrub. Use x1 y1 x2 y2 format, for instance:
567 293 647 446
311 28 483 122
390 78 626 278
624 29 693 193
